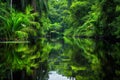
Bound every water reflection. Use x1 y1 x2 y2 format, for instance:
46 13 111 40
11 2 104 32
0 38 120 80
94 40 120 80
48 71 72 80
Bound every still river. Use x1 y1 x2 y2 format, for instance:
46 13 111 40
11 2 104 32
0 37 120 80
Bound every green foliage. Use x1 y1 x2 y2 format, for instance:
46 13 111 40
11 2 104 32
64 27 74 36
70 1 90 25
0 43 40 76
48 0 68 34
94 0 120 38
15 31 28 40
111 16 120 38
49 23 62 31
1 0 120 40
48 38 101 80
39 13 51 36
64 0 96 37
0 5 40 40
1 37 120 79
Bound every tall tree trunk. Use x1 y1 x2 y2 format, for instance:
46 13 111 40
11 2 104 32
10 0 12 12
32 0 37 12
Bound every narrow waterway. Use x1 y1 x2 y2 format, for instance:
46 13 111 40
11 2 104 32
0 38 120 80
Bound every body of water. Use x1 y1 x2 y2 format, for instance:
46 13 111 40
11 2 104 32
0 38 120 80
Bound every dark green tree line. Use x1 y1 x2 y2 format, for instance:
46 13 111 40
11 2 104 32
95 0 120 39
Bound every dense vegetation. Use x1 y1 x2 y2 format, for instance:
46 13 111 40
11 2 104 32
0 0 120 41
0 0 120 80
0 0 120 40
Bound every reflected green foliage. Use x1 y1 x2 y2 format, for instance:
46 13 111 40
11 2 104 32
0 38 120 80
48 38 120 80
94 40 120 80
0 43 39 79
0 40 50 80
57 38 101 80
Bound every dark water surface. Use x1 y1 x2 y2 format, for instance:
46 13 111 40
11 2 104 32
0 38 120 80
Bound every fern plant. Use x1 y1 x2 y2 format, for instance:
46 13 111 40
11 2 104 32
0 5 40 40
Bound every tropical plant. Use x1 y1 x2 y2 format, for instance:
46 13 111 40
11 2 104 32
0 5 40 40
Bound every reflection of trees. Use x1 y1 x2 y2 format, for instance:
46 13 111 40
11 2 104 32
0 42 49 80
94 40 120 80
64 38 101 80
1 38 120 80
62 38 120 80
0 43 39 80
48 37 101 80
